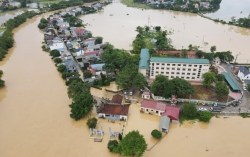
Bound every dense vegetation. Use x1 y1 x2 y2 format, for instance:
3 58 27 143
0 70 4 88
0 11 40 61
86 117 98 128
0 0 26 12
151 75 195 98
151 129 162 139
49 0 84 11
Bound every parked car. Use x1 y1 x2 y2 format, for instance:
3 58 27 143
123 90 128 95
209 107 222 112
129 88 134 96
198 108 207 111
243 86 247 90
124 95 128 100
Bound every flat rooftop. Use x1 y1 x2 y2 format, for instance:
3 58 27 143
150 57 210 64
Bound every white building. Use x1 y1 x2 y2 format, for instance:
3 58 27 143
139 48 150 77
149 57 210 81
238 66 250 82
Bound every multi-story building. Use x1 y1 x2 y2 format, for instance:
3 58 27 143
149 57 210 81
139 48 150 77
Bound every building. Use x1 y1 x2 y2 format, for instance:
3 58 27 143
142 92 150 99
238 66 250 82
141 99 166 116
200 2 210 8
162 106 180 123
221 72 241 92
83 38 96 46
149 57 210 81
139 48 150 77
97 94 130 121
159 116 170 133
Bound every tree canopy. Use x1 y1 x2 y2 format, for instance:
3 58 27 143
151 74 168 96
116 130 147 157
199 111 213 123
116 64 139 89
202 72 216 87
215 81 229 99
182 104 197 119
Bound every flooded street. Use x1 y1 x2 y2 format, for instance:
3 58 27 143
83 2 250 63
0 3 250 157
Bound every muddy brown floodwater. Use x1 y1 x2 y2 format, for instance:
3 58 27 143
0 6 250 157
82 2 250 63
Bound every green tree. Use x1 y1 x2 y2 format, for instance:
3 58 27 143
116 64 139 89
164 78 195 98
57 65 66 73
202 72 216 87
247 84 250 91
215 81 229 99
151 129 162 139
155 26 161 31
210 66 218 75
95 37 103 44
69 91 93 120
84 70 92 79
182 104 197 119
196 50 204 58
0 70 4 88
86 117 98 128
216 74 224 81
132 37 146 54
40 18 48 24
199 111 213 123
38 23 47 29
151 74 168 96
50 50 60 58
108 140 119 152
182 50 187 58
54 58 62 64
210 46 216 53
67 80 90 100
116 130 147 157
132 73 147 89
204 52 214 61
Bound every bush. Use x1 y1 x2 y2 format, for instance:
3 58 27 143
50 50 60 58
107 140 119 152
57 65 66 73
182 104 198 119
84 70 92 79
54 58 62 64
151 129 162 139
118 133 123 141
199 111 213 123
86 117 98 128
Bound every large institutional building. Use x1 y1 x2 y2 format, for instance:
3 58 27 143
139 49 210 81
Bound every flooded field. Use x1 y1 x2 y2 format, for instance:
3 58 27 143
82 2 250 63
204 0 250 22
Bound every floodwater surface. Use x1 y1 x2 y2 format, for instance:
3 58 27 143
204 0 250 22
82 2 250 63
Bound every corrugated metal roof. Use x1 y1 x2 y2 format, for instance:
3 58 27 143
139 49 150 69
150 57 210 64
221 72 241 91
159 116 170 129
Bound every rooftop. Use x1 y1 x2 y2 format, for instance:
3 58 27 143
98 103 130 116
139 48 150 69
221 72 241 91
141 99 166 111
150 57 210 64
162 106 180 120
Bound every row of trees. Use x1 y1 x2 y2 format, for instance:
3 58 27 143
108 130 147 157
151 75 195 98
229 15 250 28
49 0 84 11
0 11 40 61
0 70 4 88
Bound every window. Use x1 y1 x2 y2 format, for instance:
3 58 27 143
161 72 164 74
156 67 159 69
151 109 154 112
193 73 196 75
194 65 197 67
162 63 165 66
187 73 190 75
183 68 186 71
193 69 197 71
156 63 159 65
166 72 169 74
161 67 164 70
186 77 190 79
167 68 170 70
178 64 181 66
152 63 154 66
172 68 175 70
156 111 159 114
171 76 174 78
167 64 170 66
183 64 186 66
177 68 180 70
188 69 191 71
156 71 159 74
146 109 148 111
171 72 174 74
182 72 185 75
189 65 192 67
192 77 195 79
177 72 180 74
172 64 176 66
181 76 184 78
176 76 179 78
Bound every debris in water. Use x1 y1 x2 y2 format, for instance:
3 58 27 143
127 14 129 15
110 14 113 16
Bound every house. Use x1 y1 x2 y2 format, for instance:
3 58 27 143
213 57 221 65
140 99 166 116
57 21 70 29
48 40 64 51
139 48 150 77
200 2 210 8
142 92 150 99
87 44 102 50
83 38 96 45
74 47 84 56
84 51 99 60
63 59 79 72
73 28 86 37
162 106 180 123
149 57 210 81
156 50 196 58
159 116 170 133
66 42 73 50
90 63 105 71
71 40 81 49
97 94 130 121
238 66 250 82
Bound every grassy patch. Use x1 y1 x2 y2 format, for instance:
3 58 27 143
239 113 250 118
0 27 6 33
120 0 151 9
33 0 65 5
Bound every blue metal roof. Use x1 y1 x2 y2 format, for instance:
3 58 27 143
150 57 210 64
139 49 150 69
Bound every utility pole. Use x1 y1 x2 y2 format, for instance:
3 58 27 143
234 52 241 63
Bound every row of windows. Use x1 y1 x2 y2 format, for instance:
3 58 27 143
152 63 201 67
152 71 200 75
150 74 199 80
152 67 200 71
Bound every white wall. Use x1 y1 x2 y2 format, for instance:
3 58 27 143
139 68 147 77
49 43 64 51
238 71 250 81
141 107 163 116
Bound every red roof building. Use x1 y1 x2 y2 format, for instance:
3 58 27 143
162 106 180 120
84 51 99 57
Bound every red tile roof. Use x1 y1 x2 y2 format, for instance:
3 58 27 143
84 51 99 56
162 106 180 120
98 103 130 116
143 92 150 95
111 94 123 104
74 28 85 35
141 99 166 111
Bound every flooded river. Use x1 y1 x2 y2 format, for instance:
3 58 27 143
83 2 250 63
0 3 250 157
